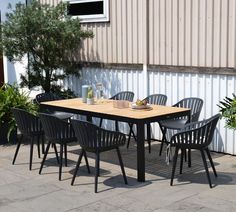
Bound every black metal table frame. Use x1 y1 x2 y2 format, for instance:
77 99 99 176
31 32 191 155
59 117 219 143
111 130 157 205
40 103 191 182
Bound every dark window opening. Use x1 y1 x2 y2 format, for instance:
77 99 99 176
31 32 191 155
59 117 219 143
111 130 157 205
68 1 103 16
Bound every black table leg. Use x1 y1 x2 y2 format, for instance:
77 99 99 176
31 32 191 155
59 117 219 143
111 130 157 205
86 115 92 122
136 121 145 182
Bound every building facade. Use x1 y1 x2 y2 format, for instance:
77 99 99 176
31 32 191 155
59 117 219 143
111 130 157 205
2 0 236 154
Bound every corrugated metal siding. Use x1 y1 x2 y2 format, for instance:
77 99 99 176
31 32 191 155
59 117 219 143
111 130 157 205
39 0 58 6
80 0 145 64
65 67 144 99
64 67 144 132
41 0 236 68
149 70 236 154
41 0 145 64
65 68 236 155
149 0 236 68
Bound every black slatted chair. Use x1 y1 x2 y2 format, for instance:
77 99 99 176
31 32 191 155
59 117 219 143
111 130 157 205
36 92 74 153
99 91 135 138
38 113 90 181
12 108 44 170
159 97 203 157
35 92 74 120
71 119 127 193
170 114 220 188
127 94 168 153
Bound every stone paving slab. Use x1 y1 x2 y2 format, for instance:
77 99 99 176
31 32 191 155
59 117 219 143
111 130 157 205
1 140 236 212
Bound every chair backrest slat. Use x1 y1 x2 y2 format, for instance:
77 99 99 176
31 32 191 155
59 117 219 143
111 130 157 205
170 114 220 149
144 94 167 105
174 97 203 122
110 91 134 102
39 113 75 142
12 108 41 136
71 119 126 151
35 92 61 104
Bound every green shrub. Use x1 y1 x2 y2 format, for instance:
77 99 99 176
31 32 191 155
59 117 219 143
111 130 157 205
0 83 38 140
218 94 236 129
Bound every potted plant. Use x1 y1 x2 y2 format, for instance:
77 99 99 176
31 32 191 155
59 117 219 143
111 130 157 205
218 94 236 129
87 87 94 105
0 84 38 144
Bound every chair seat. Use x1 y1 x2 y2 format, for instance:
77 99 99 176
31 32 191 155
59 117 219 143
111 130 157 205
49 137 77 144
52 111 73 120
160 119 188 130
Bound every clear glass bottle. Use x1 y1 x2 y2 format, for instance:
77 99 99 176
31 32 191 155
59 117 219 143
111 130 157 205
96 83 103 100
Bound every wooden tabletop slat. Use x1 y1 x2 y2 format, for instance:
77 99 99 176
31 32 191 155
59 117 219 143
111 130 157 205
41 98 190 120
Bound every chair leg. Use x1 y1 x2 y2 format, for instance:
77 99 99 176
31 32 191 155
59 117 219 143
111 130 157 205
29 137 34 170
180 149 184 174
147 123 151 153
126 123 133 149
64 143 68 167
200 149 212 188
188 149 191 167
116 148 128 184
39 142 51 174
115 121 119 132
170 147 179 186
37 135 41 159
12 134 23 165
83 150 90 173
184 149 187 162
41 134 45 154
130 127 137 141
99 118 103 128
95 152 100 193
59 144 63 181
53 143 59 164
159 126 167 156
71 150 84 186
205 148 217 177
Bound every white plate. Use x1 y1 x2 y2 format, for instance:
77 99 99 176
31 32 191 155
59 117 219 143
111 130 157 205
131 103 151 109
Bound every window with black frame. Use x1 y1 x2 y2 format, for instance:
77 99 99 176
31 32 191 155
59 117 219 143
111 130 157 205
66 0 109 23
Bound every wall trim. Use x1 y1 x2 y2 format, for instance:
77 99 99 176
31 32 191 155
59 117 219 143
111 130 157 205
148 65 236 76
81 62 143 70
81 62 236 76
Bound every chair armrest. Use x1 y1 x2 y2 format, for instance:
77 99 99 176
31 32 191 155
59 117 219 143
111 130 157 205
180 119 208 132
170 114 220 148
170 126 204 147
97 128 126 148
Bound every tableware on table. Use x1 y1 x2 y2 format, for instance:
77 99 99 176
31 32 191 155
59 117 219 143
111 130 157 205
96 83 104 100
87 86 94 105
131 103 151 109
82 85 89 103
113 100 129 108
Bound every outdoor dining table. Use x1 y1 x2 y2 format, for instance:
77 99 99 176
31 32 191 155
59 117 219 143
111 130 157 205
40 98 191 182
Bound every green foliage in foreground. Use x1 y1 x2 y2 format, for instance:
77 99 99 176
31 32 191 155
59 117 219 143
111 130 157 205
0 84 38 140
218 94 236 129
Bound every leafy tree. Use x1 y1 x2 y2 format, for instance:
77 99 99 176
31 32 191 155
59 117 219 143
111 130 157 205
0 0 93 96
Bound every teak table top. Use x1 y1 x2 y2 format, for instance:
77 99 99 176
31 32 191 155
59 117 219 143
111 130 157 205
40 98 190 121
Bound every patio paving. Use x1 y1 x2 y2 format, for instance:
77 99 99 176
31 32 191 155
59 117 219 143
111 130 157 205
1 138 236 212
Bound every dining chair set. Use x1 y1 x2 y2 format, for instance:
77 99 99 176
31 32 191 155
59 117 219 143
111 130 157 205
11 91 220 192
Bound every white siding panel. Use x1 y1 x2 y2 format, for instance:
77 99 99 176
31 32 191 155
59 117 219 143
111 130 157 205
149 0 236 68
67 68 236 155
45 0 236 68
148 70 236 154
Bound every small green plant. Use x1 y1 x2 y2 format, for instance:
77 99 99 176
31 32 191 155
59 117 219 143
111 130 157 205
87 88 93 99
0 83 38 140
218 94 236 129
